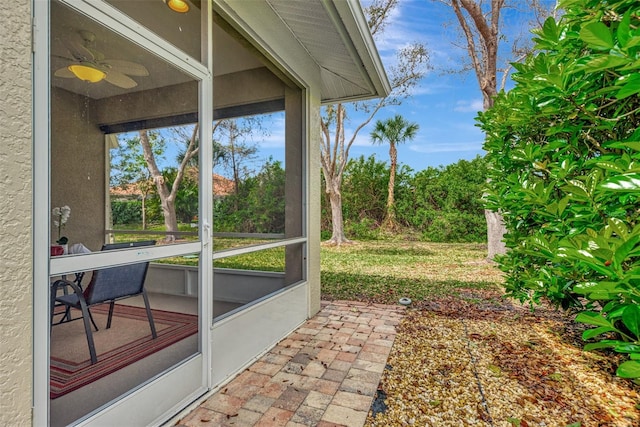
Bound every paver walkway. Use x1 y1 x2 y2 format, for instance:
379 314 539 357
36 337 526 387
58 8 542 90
175 300 405 427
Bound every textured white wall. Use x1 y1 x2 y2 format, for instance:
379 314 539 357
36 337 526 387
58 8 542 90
0 0 34 426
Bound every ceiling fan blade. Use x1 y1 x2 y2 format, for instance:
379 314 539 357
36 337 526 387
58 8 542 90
54 67 75 78
104 71 138 89
101 59 149 76
52 54 74 62
63 39 95 62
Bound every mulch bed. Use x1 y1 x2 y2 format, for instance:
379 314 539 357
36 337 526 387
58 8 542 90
366 289 640 426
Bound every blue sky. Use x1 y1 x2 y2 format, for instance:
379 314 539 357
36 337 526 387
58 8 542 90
348 0 488 171
340 0 556 172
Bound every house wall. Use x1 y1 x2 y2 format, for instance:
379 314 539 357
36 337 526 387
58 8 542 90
51 88 106 252
307 87 322 317
0 1 34 426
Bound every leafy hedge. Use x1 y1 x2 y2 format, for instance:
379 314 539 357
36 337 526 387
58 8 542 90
322 155 488 242
214 160 285 234
479 0 640 379
401 157 488 242
111 200 142 225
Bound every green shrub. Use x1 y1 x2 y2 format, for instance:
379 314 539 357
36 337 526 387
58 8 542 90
345 218 381 240
111 200 142 225
321 155 488 243
214 159 285 233
479 0 640 379
341 155 389 225
402 157 488 242
423 212 486 243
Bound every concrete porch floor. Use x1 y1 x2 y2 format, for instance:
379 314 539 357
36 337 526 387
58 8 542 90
174 300 406 427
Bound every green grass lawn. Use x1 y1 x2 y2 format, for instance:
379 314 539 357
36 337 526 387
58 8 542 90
114 226 502 302
320 241 503 304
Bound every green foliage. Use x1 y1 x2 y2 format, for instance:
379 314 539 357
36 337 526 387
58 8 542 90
399 157 488 242
321 155 488 242
478 0 640 379
345 217 382 240
370 115 420 150
111 200 142 225
342 155 389 226
146 167 199 224
214 159 285 233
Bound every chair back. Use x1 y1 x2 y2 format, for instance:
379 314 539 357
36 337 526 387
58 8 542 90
84 241 156 305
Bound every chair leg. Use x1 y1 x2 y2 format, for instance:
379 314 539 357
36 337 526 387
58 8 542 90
106 300 115 329
60 282 72 323
50 283 57 334
78 297 98 364
88 308 99 331
142 290 157 339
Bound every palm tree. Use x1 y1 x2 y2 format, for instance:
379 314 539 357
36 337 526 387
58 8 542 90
370 115 419 231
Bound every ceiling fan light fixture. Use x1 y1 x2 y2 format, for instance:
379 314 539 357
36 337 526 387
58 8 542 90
165 0 189 13
68 64 106 83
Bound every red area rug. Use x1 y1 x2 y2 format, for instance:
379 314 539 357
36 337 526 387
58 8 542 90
50 304 198 399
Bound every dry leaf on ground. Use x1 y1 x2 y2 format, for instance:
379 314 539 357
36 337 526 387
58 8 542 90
367 289 640 427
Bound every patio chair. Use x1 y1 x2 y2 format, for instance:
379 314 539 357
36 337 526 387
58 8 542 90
51 240 157 364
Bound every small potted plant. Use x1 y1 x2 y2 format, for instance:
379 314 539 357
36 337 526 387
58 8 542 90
52 205 71 254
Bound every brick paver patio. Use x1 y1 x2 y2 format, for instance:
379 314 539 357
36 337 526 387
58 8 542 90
175 300 405 427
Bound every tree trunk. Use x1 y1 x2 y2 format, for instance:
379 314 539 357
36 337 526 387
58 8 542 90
139 130 179 242
485 209 506 260
449 0 507 259
320 104 354 246
383 143 398 230
161 197 179 242
482 83 506 259
326 182 351 246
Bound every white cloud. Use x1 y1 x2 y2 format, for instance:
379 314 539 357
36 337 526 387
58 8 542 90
351 130 374 147
453 99 484 113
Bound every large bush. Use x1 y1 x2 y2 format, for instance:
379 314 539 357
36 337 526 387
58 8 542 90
321 155 488 242
111 200 142 225
341 155 389 227
214 159 285 233
479 0 640 379
401 157 488 242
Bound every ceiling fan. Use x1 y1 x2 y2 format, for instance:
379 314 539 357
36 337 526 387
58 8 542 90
54 30 149 89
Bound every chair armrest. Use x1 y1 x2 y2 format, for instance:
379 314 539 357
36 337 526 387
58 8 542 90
51 279 84 297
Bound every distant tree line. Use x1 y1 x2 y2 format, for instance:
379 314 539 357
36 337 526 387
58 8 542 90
113 155 488 243
322 155 488 242
112 159 287 235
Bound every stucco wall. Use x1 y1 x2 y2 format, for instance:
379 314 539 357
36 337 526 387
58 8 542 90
0 1 34 426
51 88 106 251
307 87 322 317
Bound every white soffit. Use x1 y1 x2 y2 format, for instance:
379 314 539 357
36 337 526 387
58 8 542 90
266 0 390 104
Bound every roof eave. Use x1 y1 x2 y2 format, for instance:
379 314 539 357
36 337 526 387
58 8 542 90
325 0 391 101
